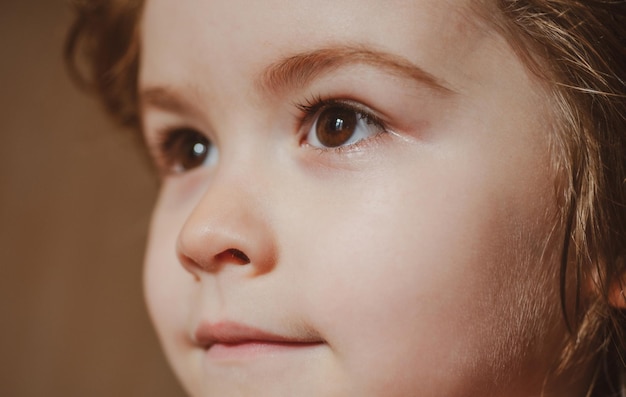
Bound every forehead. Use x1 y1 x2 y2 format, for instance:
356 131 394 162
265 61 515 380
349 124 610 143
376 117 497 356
139 0 494 92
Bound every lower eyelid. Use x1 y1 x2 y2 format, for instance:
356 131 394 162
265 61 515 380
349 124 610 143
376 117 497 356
303 130 390 156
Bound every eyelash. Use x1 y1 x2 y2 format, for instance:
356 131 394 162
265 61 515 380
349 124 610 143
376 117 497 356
147 96 389 175
149 126 212 175
295 95 389 151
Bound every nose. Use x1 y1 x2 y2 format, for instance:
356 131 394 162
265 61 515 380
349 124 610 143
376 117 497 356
175 175 277 280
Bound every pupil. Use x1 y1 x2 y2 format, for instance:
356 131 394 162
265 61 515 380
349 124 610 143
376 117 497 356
179 133 208 170
316 107 357 147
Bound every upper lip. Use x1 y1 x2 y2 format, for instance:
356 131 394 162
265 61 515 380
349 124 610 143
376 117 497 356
194 321 324 349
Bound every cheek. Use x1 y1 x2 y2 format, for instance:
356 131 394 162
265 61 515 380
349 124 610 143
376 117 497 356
144 196 184 326
290 152 560 394
144 229 183 336
143 200 199 387
143 180 206 334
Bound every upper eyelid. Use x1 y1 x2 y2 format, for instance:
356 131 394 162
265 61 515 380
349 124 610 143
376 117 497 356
145 125 207 171
140 86 204 119
143 93 389 142
144 97 391 172
143 105 214 144
296 97 389 132
140 86 210 144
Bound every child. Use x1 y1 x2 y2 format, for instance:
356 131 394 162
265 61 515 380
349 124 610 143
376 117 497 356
66 0 626 396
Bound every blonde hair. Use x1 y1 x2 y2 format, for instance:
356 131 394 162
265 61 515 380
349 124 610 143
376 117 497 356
479 1 626 394
66 0 626 394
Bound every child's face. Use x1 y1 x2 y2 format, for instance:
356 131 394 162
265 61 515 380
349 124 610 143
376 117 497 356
141 0 568 396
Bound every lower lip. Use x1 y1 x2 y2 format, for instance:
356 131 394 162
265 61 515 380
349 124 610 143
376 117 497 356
206 341 323 361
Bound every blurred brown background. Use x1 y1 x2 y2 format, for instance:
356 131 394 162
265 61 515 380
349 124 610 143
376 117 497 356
0 1 185 396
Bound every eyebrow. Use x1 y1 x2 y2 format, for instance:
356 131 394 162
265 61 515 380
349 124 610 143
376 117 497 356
140 86 198 115
257 45 455 95
140 45 455 114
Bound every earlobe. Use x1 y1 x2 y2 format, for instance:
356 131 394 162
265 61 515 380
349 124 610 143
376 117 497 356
608 285 626 309
607 256 626 309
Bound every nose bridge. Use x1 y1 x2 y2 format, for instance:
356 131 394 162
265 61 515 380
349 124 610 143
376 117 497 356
176 159 277 278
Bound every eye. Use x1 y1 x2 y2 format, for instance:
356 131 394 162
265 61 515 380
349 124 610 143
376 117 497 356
157 128 217 173
301 100 387 150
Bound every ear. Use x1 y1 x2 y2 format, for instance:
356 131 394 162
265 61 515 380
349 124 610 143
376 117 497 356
607 255 626 309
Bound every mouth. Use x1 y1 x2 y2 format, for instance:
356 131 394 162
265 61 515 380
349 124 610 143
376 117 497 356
195 321 325 360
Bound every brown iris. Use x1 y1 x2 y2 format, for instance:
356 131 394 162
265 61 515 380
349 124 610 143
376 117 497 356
315 106 357 148
166 129 210 171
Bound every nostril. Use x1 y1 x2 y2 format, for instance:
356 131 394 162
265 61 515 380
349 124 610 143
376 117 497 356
217 248 250 265
228 248 250 263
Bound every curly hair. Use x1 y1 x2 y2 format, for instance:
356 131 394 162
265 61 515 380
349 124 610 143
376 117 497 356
65 0 626 395
65 0 143 129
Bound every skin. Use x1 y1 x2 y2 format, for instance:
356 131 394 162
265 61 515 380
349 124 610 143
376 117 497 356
140 0 584 396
